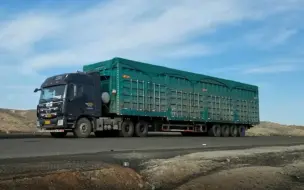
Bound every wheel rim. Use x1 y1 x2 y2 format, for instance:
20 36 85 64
214 126 220 136
232 126 237 136
224 126 229 136
140 124 145 132
80 123 88 133
125 125 130 132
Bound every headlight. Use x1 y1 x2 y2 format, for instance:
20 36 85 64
36 121 40 127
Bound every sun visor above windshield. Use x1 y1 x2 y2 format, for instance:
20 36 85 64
41 74 69 88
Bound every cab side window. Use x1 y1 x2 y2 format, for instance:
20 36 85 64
67 84 77 99
77 84 84 97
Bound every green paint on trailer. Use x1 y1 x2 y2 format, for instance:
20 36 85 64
83 57 260 125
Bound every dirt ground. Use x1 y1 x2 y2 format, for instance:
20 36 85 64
0 145 303 190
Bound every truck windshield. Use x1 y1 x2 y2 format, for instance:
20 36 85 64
39 85 66 103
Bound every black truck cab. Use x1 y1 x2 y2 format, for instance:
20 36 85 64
34 72 102 138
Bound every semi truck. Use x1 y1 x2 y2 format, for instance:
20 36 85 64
34 57 260 138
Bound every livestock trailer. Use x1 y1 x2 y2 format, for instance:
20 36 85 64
35 57 259 138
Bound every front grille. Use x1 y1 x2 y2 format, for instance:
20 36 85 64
38 101 63 119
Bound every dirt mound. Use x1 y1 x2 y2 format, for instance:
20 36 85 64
248 121 304 136
0 165 147 190
176 164 304 190
0 109 36 133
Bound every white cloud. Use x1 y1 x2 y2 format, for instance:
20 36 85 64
0 0 303 109
1 0 303 71
0 13 62 54
245 27 298 49
243 64 298 74
205 58 303 75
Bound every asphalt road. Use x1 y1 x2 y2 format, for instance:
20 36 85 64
0 134 304 159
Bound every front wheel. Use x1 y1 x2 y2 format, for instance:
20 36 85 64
73 118 92 138
50 131 67 138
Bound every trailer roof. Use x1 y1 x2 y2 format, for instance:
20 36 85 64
83 57 258 91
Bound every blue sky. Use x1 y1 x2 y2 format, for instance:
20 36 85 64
0 0 303 125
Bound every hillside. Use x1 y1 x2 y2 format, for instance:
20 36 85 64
247 121 304 137
0 109 36 133
0 109 303 136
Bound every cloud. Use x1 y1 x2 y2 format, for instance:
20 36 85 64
243 64 298 74
245 27 298 49
0 0 303 109
206 58 302 75
1 0 303 71
0 13 62 54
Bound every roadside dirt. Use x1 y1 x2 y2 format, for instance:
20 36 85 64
0 165 148 190
176 163 304 190
0 145 303 190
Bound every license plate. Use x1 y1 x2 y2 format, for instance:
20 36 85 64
44 120 51 125
38 129 64 133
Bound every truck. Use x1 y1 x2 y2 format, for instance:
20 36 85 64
34 57 260 138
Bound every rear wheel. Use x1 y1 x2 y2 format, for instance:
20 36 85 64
73 118 92 138
208 125 221 137
221 125 230 137
120 120 134 137
238 125 246 137
230 125 238 137
50 131 67 138
135 121 149 137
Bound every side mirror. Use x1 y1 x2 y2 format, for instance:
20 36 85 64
34 88 40 93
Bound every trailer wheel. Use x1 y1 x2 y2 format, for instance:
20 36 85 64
209 125 221 137
135 121 149 137
120 121 134 137
73 118 92 138
50 131 67 138
230 125 238 137
221 125 230 137
238 125 246 137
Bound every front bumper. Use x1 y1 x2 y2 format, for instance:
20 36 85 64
36 116 67 130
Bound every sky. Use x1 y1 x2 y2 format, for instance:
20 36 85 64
0 0 303 125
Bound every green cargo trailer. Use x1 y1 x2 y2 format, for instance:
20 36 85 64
34 57 259 138
82 57 259 137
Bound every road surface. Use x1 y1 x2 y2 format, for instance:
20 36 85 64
0 135 304 159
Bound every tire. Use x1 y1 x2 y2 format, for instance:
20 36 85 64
208 128 214 136
73 118 92 138
213 125 222 137
135 121 149 137
50 131 67 138
120 120 134 137
209 125 221 137
221 125 230 137
230 125 238 137
238 125 246 137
